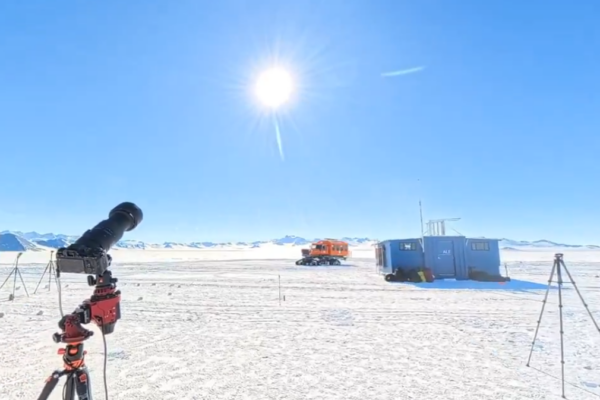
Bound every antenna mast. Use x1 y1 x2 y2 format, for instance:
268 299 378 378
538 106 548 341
417 179 425 249
419 200 425 240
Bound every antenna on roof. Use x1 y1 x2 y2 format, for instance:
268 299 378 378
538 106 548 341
419 200 425 240
417 179 425 250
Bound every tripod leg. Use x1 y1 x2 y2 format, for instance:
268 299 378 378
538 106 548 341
556 259 566 398
560 260 600 334
16 266 30 297
12 266 18 300
36 370 65 400
0 268 15 291
64 373 77 400
74 367 93 400
526 259 557 366
35 264 49 294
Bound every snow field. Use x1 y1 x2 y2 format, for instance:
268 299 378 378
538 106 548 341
0 249 599 399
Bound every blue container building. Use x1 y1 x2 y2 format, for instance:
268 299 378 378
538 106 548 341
375 236 501 281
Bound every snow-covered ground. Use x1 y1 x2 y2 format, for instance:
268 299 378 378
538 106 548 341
0 246 599 399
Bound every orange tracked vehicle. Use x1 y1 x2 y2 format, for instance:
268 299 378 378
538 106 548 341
296 239 350 265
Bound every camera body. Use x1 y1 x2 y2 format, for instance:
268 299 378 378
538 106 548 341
56 247 111 275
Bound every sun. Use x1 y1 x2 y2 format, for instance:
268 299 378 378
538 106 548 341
255 67 294 109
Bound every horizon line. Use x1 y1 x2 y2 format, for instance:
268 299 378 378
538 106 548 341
0 230 597 247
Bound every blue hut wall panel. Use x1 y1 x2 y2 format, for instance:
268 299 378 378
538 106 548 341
464 238 501 276
377 236 501 280
392 239 425 270
376 239 423 275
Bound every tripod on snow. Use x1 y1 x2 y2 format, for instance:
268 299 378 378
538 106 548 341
34 251 58 294
526 253 600 398
0 252 29 301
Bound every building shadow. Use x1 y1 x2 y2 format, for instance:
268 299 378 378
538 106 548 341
396 278 556 292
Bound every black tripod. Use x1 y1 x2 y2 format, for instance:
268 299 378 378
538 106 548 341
34 251 58 294
37 365 94 400
526 253 600 398
0 252 29 301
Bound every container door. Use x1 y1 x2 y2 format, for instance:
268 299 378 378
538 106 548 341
376 244 389 273
434 240 456 277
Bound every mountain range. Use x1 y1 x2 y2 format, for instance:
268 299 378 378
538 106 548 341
498 239 600 251
0 231 598 252
0 231 375 252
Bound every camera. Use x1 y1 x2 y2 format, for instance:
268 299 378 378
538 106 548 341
56 202 143 275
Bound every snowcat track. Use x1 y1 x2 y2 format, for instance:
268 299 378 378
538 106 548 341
295 256 343 266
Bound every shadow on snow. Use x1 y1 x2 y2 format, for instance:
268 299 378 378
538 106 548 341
394 279 556 292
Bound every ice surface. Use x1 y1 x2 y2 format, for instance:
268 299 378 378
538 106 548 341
0 246 599 399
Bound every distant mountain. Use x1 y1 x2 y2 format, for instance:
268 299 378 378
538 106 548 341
1 231 78 242
0 231 377 252
0 230 598 252
0 233 43 252
497 238 600 250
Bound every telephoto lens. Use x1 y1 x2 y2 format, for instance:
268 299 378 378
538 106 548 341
56 202 143 274
70 202 144 252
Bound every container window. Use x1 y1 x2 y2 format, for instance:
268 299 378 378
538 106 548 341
400 242 417 251
471 242 490 251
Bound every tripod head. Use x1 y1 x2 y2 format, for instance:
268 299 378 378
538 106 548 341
53 268 121 346
37 202 143 400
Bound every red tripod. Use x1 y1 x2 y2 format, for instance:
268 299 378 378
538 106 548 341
37 269 121 400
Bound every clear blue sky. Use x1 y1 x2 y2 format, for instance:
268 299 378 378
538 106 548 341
0 0 598 244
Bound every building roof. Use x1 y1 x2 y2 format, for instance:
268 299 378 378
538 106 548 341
378 236 501 243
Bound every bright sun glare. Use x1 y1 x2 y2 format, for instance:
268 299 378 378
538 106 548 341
255 67 293 109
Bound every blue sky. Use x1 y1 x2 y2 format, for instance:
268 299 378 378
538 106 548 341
0 0 598 244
